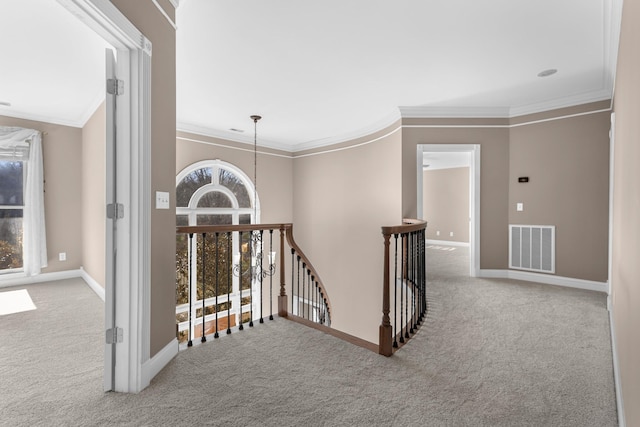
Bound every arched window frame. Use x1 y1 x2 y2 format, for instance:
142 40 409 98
176 159 260 225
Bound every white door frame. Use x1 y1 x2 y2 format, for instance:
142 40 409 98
417 144 481 277
57 0 152 393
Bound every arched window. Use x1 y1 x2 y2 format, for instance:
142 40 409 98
176 160 258 342
176 160 259 226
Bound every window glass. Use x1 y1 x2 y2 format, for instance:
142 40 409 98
0 161 24 271
176 167 211 207
219 168 251 208
0 162 23 206
0 209 23 270
197 191 232 208
197 214 232 225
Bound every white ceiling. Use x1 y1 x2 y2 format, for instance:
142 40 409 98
0 0 111 127
0 0 621 151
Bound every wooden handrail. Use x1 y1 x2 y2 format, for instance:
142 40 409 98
381 218 427 236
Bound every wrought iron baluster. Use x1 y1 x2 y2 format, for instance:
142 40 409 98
201 232 207 343
188 233 194 347
252 230 264 323
409 232 418 334
239 231 244 331
269 229 274 321
302 263 306 318
393 233 398 348
226 232 232 335
297 256 301 316
291 249 295 314
399 233 405 344
214 232 219 339
405 232 410 339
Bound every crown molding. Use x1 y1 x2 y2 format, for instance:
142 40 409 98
0 109 85 129
290 109 402 152
400 105 509 118
400 90 612 120
176 122 293 152
507 89 612 117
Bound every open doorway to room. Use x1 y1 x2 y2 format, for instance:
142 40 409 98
1 0 153 393
417 144 480 277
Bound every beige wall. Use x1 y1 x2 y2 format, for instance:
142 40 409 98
111 0 177 357
0 115 83 273
81 103 106 287
509 110 610 282
423 167 470 243
611 0 640 423
402 124 510 270
292 123 402 344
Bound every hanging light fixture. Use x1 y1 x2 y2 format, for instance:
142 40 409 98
250 115 261 224
233 115 276 281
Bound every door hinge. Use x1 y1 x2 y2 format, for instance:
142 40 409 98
106 78 125 96
106 327 123 344
107 203 124 219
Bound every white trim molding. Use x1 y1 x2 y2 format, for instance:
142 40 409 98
0 269 82 288
80 268 105 301
479 269 608 293
0 268 106 302
609 308 626 427
141 338 179 391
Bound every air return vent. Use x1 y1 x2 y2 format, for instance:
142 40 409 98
509 225 555 274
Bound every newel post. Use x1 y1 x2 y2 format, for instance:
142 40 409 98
379 232 393 356
278 226 288 317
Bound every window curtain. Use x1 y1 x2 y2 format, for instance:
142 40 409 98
0 126 47 275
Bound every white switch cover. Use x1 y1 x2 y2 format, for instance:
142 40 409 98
156 191 170 209
517 202 524 212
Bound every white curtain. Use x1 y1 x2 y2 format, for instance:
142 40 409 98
0 126 47 275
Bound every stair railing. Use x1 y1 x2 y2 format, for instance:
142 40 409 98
379 219 427 356
176 223 331 347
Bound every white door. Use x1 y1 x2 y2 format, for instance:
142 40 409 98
104 48 118 392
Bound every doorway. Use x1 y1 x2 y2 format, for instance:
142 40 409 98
417 144 480 277
59 0 153 392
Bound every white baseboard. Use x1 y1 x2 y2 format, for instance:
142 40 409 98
478 269 608 293
141 338 179 389
80 268 105 301
0 269 82 288
0 268 107 301
426 239 470 247
609 308 626 427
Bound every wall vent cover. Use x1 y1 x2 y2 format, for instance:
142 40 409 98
509 225 555 274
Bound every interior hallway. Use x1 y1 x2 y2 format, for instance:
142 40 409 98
0 246 617 426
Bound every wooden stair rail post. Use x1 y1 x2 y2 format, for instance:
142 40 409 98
278 225 288 317
379 231 393 356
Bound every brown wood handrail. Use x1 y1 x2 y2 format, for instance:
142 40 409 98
381 218 427 236
177 223 290 235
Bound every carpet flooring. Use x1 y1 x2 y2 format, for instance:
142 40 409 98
0 247 618 426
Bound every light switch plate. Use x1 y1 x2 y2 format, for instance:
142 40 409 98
517 202 524 212
156 191 170 209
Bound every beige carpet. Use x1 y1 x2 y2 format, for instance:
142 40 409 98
0 248 618 426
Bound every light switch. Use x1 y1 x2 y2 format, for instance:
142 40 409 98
156 191 170 209
516 202 524 212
